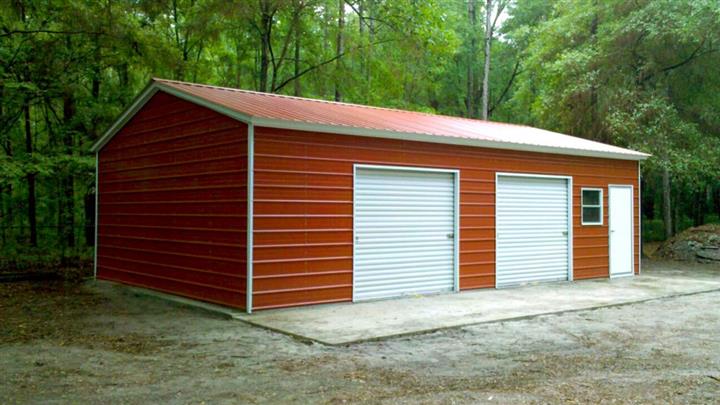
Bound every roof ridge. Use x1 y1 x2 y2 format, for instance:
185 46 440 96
152 77 533 128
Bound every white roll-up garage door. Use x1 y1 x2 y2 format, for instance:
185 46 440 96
354 166 457 301
496 175 571 287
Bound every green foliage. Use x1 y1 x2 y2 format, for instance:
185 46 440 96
643 218 666 242
507 0 720 236
1 0 719 266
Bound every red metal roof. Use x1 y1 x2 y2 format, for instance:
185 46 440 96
93 78 649 160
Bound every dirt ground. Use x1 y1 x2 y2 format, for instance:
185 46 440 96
2 260 720 404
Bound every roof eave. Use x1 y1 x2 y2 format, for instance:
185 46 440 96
251 117 651 161
91 80 650 161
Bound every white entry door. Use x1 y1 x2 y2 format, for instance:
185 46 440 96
609 186 634 277
354 166 457 301
496 175 571 287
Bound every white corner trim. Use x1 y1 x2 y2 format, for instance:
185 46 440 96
351 164 357 302
454 169 461 292
580 187 604 226
568 176 574 282
246 123 254 314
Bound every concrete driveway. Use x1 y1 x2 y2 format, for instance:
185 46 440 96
236 262 720 345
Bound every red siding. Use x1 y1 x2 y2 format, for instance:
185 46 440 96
252 127 640 310
97 93 641 311
97 92 248 309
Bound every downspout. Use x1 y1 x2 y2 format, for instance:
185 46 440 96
94 152 99 279
246 123 254 313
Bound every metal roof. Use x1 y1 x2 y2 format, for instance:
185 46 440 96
91 78 649 160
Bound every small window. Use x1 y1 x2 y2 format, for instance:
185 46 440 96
581 188 603 225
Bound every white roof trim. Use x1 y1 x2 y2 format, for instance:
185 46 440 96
91 81 650 161
91 82 253 153
251 117 648 161
91 83 158 152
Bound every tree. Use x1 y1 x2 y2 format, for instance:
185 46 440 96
334 0 344 101
481 0 508 120
467 0 477 117
512 0 720 237
1 0 718 268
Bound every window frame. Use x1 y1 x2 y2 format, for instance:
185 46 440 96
581 188 603 226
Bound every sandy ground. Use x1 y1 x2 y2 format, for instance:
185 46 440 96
1 260 720 404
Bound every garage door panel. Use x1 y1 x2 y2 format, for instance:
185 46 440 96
496 175 570 287
354 261 453 275
356 243 453 255
355 250 454 265
358 238 452 247
354 167 456 301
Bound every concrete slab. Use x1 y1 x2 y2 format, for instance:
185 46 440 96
235 270 720 345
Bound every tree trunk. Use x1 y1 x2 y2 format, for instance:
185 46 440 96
0 84 9 246
466 0 477 118
171 0 186 80
589 1 601 141
334 0 345 102
481 0 492 120
293 12 302 97
662 167 672 239
691 192 699 227
693 188 706 226
85 191 95 247
1 184 9 246
366 0 374 87
358 0 366 84
705 184 712 222
91 39 102 137
641 176 653 220
23 104 37 247
62 91 76 250
117 62 131 105
258 1 273 92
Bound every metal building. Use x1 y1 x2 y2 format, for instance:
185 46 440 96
91 79 649 312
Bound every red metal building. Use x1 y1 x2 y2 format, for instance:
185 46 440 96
92 79 648 312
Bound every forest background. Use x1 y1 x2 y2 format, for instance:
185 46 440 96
1 0 719 266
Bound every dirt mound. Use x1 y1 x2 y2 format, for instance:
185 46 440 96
656 224 720 263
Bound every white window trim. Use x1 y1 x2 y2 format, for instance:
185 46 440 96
581 188 603 226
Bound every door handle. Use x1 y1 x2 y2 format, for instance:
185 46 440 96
447 233 454 239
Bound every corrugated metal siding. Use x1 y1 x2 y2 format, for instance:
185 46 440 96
354 168 455 301
253 126 639 309
97 92 248 308
496 176 569 286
